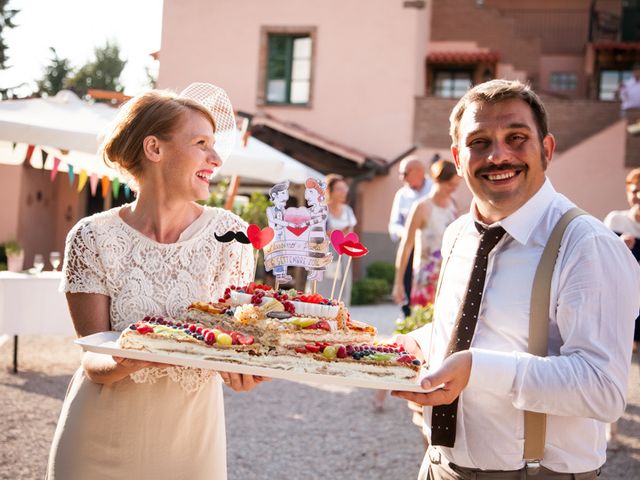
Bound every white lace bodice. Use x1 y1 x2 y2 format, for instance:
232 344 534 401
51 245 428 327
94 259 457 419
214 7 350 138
62 206 254 392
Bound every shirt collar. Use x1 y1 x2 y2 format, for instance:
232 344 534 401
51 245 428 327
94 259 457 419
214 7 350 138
471 177 556 245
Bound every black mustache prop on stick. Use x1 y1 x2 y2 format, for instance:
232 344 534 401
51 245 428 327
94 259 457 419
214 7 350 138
214 231 251 244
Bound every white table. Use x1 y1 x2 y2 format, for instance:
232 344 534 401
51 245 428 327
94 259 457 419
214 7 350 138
0 271 74 372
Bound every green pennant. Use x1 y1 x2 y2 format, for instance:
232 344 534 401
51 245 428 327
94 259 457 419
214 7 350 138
123 184 131 200
112 177 120 198
68 164 75 185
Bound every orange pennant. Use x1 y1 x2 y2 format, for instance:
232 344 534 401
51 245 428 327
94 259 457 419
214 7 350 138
101 176 110 199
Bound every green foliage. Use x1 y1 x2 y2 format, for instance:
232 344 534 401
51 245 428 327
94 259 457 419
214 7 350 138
3 239 22 256
394 304 434 334
237 192 269 227
351 278 389 305
0 0 19 70
203 179 230 209
36 47 73 97
68 41 126 97
366 261 395 288
203 180 269 228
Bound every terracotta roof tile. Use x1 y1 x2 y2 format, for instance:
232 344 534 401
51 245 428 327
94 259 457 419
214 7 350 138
427 51 500 64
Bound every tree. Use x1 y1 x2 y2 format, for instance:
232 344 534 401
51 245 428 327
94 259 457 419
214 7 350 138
68 41 126 97
36 47 73 97
0 0 19 70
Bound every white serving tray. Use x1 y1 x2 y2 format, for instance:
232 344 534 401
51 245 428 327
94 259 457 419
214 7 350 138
75 331 433 393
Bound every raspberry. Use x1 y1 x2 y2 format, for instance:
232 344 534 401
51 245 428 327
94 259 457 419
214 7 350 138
204 331 215 345
188 324 197 333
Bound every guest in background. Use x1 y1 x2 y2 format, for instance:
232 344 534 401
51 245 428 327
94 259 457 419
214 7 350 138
374 159 459 413
393 159 460 308
388 156 433 318
313 174 357 305
603 168 640 451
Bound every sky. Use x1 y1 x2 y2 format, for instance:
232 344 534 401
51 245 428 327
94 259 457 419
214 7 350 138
0 0 164 96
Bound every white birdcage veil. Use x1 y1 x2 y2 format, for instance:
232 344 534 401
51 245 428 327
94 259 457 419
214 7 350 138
179 83 236 162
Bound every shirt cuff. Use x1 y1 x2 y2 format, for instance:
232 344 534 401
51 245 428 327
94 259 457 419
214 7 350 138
408 325 432 360
468 347 517 396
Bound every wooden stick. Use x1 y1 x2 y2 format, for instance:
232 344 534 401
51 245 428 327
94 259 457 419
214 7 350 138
312 280 317 295
330 255 342 299
274 279 280 292
337 256 352 303
253 250 259 282
224 175 240 210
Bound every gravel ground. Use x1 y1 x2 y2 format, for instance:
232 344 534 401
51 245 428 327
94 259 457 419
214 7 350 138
1 303 639 479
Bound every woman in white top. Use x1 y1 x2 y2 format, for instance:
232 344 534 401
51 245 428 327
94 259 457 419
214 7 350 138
393 159 460 307
313 174 357 304
47 88 267 480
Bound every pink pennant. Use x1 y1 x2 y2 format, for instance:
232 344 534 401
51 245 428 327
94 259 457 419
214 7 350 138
50 157 62 181
89 173 99 197
330 230 360 254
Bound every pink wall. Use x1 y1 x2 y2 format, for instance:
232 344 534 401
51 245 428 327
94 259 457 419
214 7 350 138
548 120 629 221
158 0 428 159
539 55 585 99
0 164 23 244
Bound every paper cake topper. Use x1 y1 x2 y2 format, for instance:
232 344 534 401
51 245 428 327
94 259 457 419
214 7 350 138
263 178 333 285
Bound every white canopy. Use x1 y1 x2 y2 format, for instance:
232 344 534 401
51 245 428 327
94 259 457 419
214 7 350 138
0 91 321 184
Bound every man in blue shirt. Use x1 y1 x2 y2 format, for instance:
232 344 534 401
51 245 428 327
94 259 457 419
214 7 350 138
388 155 432 317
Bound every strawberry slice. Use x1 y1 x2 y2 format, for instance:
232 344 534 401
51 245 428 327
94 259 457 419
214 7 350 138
294 346 307 354
135 324 154 335
305 320 330 331
237 334 255 345
305 344 321 353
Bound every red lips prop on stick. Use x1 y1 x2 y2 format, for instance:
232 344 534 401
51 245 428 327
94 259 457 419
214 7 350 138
329 230 369 302
247 224 275 280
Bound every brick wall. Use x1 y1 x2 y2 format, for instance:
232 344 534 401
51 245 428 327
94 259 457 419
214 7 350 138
413 96 622 153
431 0 542 84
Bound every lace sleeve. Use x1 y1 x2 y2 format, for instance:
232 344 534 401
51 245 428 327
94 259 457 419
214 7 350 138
60 219 109 295
212 212 255 289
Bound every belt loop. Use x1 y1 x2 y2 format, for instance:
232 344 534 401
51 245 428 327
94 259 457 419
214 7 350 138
428 446 442 465
526 460 541 476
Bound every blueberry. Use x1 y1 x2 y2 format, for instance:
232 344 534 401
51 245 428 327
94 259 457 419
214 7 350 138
197 335 204 341
129 324 137 330
412 359 422 366
226 309 234 316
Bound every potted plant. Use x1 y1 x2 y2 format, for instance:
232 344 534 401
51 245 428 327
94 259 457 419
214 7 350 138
4 240 24 273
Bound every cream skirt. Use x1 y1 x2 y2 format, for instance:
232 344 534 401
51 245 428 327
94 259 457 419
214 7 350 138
47 368 226 480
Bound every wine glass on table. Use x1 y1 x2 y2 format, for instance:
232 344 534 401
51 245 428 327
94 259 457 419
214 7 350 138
49 251 61 271
33 254 45 274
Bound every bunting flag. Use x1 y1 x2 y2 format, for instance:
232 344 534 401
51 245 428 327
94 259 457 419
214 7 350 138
111 177 120 198
77 169 88 193
51 157 62 181
123 184 131 200
89 173 99 197
68 164 75 186
101 176 110 199
25 144 35 163
11 142 17 151
40 150 49 169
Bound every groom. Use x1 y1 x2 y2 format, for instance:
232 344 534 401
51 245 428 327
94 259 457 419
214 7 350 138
393 79 640 479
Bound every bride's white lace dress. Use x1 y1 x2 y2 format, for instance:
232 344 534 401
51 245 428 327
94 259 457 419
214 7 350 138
47 206 253 480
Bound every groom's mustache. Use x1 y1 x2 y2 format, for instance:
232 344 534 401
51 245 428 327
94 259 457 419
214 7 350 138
214 231 251 244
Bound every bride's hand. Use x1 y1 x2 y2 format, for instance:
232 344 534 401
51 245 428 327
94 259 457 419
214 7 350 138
219 372 271 392
113 356 170 373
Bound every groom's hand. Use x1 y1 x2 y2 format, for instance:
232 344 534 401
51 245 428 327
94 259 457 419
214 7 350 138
390 350 472 406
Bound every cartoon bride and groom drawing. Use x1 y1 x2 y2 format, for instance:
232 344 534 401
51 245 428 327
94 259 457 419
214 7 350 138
265 179 332 284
